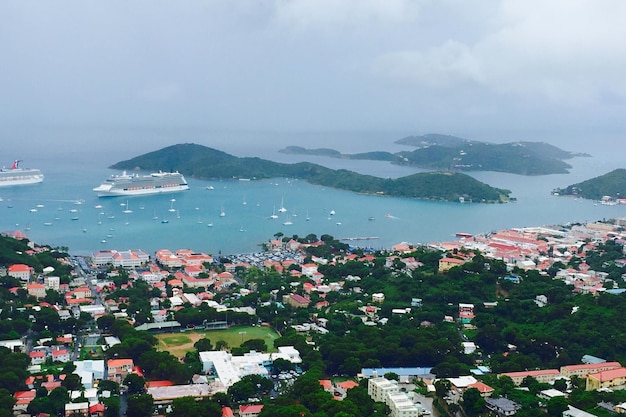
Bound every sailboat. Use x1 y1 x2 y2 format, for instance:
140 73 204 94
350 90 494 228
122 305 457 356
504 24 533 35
269 206 278 219
168 198 176 213
219 205 226 217
122 200 132 214
278 196 287 213
306 210 310 221
283 215 293 226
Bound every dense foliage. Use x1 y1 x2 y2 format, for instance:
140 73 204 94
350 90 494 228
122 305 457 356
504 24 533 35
554 168 626 200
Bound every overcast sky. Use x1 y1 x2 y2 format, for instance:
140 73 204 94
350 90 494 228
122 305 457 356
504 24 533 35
2 0 626 141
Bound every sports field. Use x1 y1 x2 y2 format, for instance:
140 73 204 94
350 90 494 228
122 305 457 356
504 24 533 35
155 325 280 358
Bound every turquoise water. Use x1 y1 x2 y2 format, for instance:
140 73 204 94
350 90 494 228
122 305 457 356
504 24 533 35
0 127 624 256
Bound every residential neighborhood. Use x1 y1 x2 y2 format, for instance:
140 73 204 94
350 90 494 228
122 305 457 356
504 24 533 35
2 219 626 416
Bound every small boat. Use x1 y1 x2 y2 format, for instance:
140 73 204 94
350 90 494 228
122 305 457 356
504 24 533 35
71 216 79 220
206 185 214 190
368 216 375 221
95 204 103 209
207 222 213 227
36 204 44 208
278 196 287 213
122 200 132 214
329 210 336 215
161 219 169 224
44 222 53 226
100 239 107 243
29 208 38 212
69 208 78 213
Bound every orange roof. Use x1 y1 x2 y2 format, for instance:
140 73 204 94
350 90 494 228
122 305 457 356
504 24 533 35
337 380 359 390
319 379 332 390
468 381 494 393
108 358 133 367
588 367 626 382
562 362 621 372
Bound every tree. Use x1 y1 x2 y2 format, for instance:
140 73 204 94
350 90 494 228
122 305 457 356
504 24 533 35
124 373 147 395
384 372 399 381
194 338 213 352
462 388 485 417
547 396 569 416
126 394 153 417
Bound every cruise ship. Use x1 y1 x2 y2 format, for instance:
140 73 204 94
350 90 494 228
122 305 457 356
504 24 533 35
0 160 44 187
93 171 189 197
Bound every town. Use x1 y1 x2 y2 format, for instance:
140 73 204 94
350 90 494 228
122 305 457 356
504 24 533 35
2 218 626 417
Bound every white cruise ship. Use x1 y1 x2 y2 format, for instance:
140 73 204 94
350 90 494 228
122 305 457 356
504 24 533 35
0 160 44 187
93 171 189 197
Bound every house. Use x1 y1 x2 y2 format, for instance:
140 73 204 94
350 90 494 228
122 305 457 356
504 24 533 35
65 402 89 417
484 397 520 416
51 348 71 363
107 358 134 383
239 404 264 417
467 381 494 397
8 264 32 281
438 257 465 273
285 294 311 309
372 293 385 303
29 350 46 365
27 283 46 299
458 303 475 323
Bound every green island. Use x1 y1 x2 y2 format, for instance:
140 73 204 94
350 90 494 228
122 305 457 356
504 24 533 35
111 143 511 203
279 133 590 176
552 168 626 200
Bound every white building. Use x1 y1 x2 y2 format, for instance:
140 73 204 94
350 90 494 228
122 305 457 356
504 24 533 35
199 346 301 389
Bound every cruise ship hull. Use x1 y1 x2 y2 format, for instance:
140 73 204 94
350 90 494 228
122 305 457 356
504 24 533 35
0 167 44 187
94 183 189 197
93 171 189 197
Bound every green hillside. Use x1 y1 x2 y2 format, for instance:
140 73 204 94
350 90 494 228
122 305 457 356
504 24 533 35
553 169 626 200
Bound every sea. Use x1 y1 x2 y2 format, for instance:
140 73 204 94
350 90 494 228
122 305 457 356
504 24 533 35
1 126 624 257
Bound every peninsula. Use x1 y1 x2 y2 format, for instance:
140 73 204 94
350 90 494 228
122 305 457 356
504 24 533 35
110 143 511 203
552 168 626 201
279 133 589 176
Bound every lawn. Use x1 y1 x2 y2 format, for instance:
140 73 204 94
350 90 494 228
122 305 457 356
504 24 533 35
156 325 280 358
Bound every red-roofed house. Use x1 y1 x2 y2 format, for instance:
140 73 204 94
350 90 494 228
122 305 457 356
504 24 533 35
221 406 235 417
468 381 494 397
27 283 46 299
8 264 32 281
29 350 46 365
286 294 311 308
239 404 264 417
107 359 134 383
438 257 466 273
319 380 333 392
13 390 36 411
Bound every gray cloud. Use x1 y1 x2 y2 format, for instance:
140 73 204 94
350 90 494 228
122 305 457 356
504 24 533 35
1 0 625 138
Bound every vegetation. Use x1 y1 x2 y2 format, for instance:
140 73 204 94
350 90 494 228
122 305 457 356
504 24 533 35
280 133 588 175
553 168 626 200
110 143 510 202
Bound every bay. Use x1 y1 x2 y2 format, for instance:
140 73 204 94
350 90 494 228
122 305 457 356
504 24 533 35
0 126 624 256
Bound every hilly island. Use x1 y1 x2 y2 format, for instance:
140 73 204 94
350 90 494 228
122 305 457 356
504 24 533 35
111 143 511 203
280 133 589 176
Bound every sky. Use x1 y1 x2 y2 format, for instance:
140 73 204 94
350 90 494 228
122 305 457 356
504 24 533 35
2 0 626 145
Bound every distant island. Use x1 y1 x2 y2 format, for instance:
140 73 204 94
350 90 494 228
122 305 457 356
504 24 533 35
552 168 626 201
279 133 590 176
111 143 511 203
